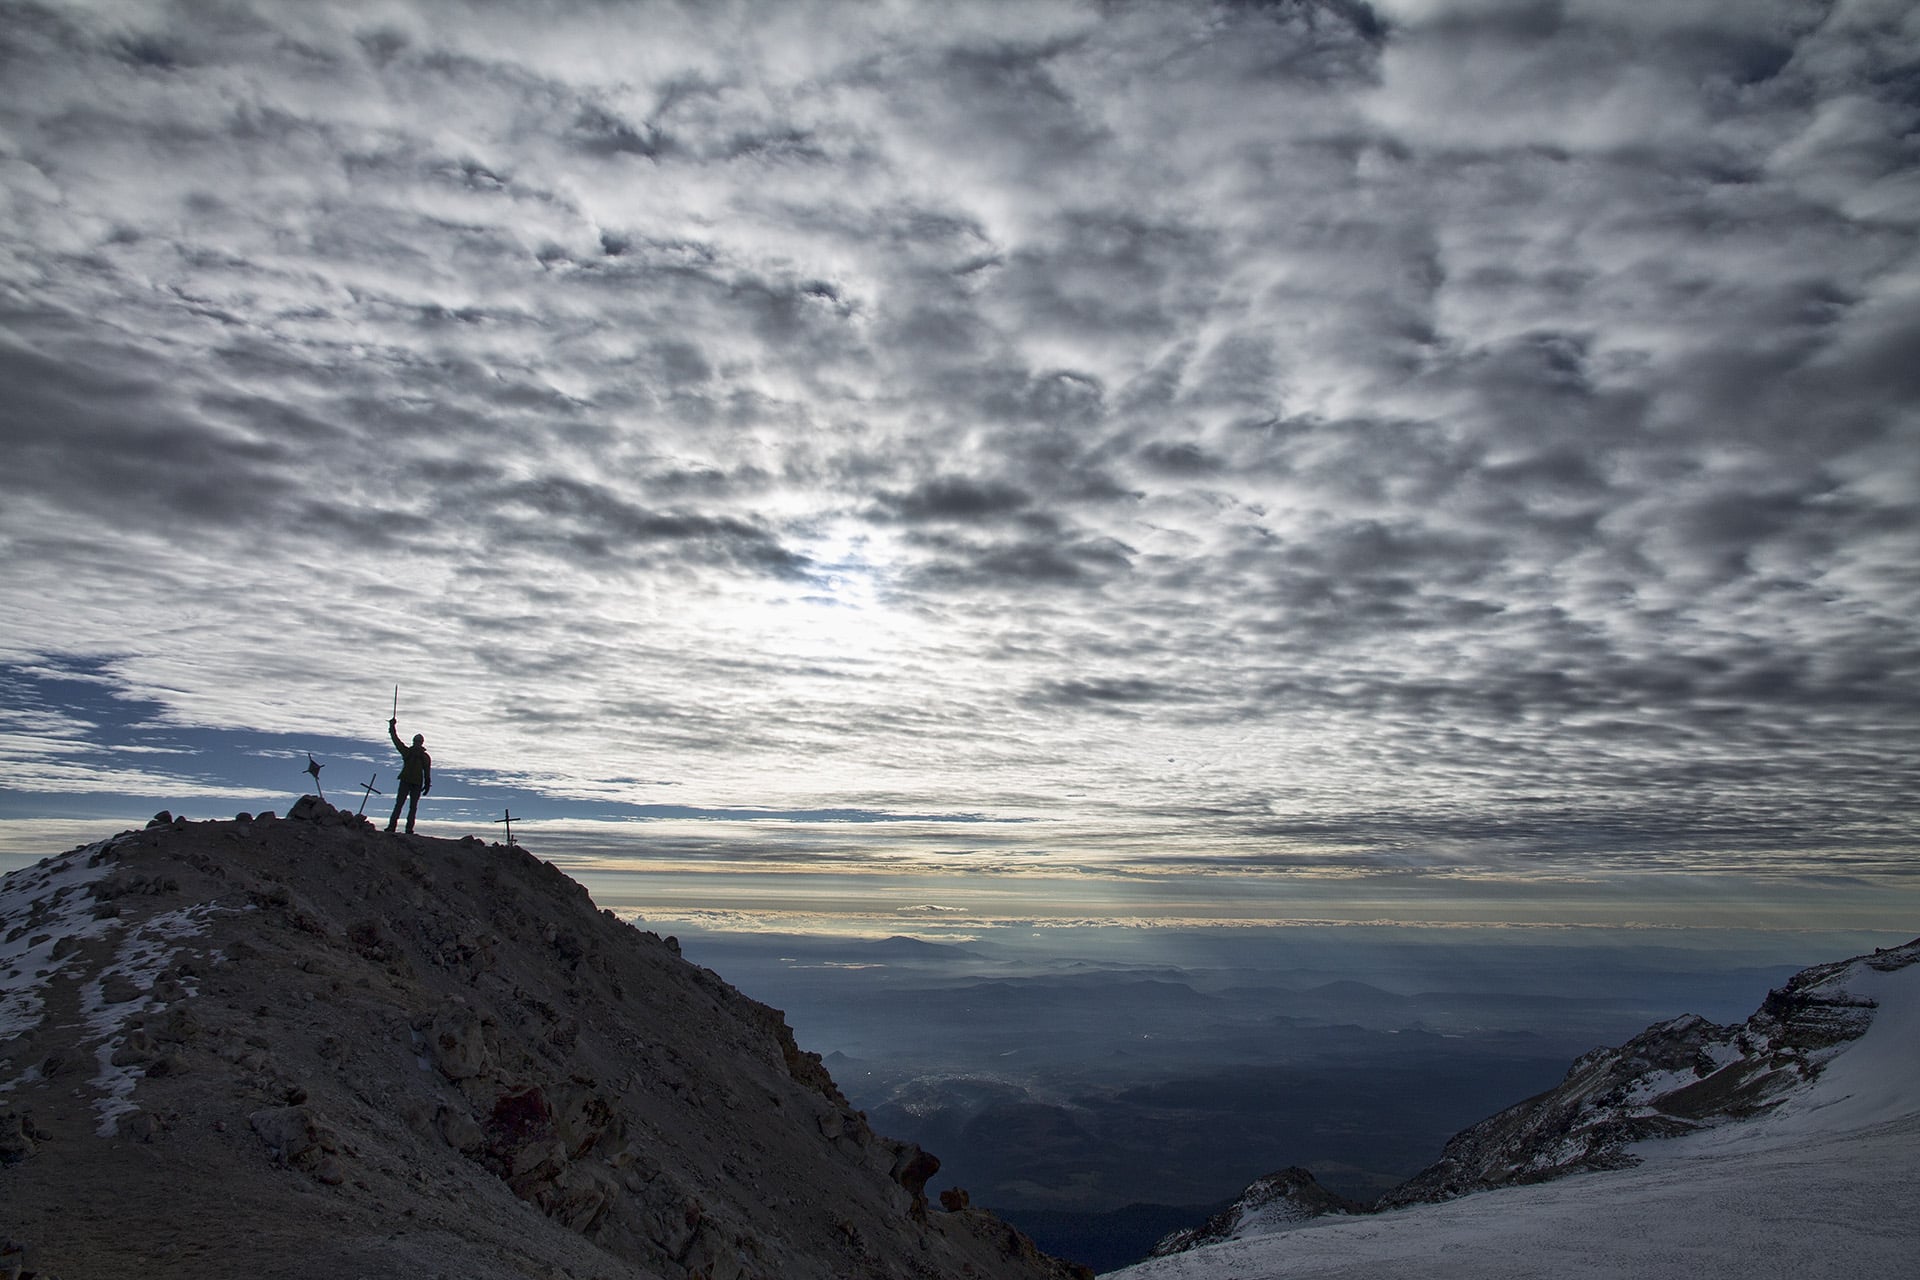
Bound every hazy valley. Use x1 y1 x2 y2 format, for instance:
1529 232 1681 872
671 927 1825 1269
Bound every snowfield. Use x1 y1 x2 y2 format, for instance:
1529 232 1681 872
1109 953 1920 1280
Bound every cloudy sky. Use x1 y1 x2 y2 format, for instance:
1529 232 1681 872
2 0 1916 923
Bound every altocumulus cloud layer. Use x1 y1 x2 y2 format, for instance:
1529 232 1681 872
1 0 1916 876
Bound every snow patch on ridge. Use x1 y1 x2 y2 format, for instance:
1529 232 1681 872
80 901 223 1136
0 839 126 1067
1 832 234 1132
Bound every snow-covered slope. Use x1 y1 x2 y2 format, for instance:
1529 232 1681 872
1111 941 1920 1280
1380 939 1902 1206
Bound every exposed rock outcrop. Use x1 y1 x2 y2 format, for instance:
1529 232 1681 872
0 802 1091 1280
1150 1167 1363 1256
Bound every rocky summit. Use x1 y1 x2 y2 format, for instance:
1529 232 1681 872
0 800 1090 1280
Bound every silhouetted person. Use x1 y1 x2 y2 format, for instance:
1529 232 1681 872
386 718 432 834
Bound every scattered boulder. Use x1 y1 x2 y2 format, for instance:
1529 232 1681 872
546 1161 619 1234
434 1104 486 1154
425 1002 495 1081
248 1104 341 1174
889 1142 941 1216
287 796 330 822
0 1112 36 1166
99 972 146 1005
347 919 402 966
680 1216 749 1280
109 1029 155 1067
550 1080 613 1158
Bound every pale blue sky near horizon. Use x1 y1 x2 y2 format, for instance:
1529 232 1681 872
3 1 1916 940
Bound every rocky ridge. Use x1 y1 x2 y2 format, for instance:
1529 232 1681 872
0 801 1091 1280
1147 1168 1363 1257
1152 935 1920 1256
1380 936 1917 1207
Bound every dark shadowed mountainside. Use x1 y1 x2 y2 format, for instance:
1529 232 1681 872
0 802 1089 1280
